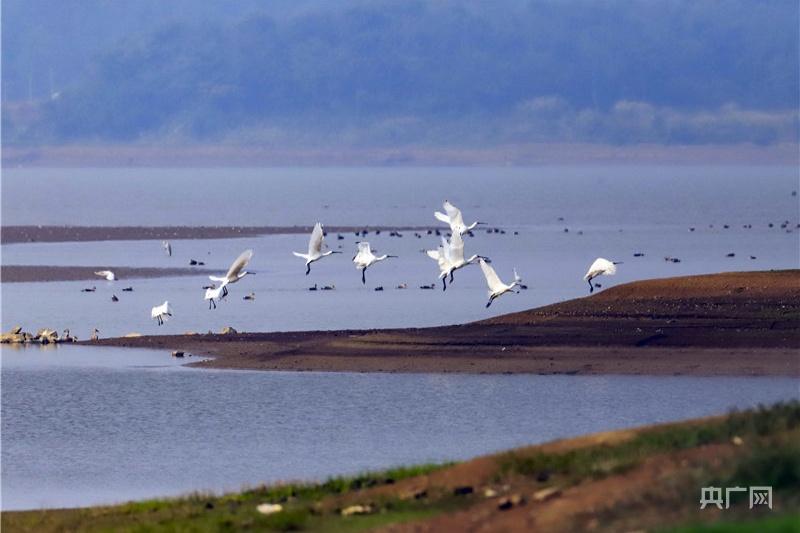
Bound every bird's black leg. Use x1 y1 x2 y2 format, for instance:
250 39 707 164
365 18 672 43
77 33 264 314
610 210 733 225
588 279 594 293
449 271 454 283
442 277 447 291
306 264 311 275
222 286 228 297
485 298 493 308
361 268 366 285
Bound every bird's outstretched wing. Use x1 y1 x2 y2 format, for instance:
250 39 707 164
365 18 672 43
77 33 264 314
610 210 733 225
448 231 465 263
434 211 450 224
479 259 504 291
353 241 372 264
308 223 324 256
442 201 464 226
226 249 253 278
584 257 616 280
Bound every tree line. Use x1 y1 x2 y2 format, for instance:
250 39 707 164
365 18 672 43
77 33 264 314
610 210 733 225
3 0 797 146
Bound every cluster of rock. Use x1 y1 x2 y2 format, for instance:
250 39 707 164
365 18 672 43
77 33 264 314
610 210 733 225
1 326 80 344
253 480 562 520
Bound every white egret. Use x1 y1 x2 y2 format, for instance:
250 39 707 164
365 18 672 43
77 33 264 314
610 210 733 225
91 328 100 340
204 285 224 309
151 301 173 325
209 249 254 296
434 200 485 235
163 241 172 256
479 258 519 308
293 222 341 275
583 258 622 293
94 270 116 281
352 241 396 285
426 237 454 290
443 231 485 287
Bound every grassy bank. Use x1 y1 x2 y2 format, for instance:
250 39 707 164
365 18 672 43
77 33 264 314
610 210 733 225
3 401 798 532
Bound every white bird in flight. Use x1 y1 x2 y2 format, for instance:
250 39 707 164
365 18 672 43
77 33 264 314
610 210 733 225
293 222 341 275
443 231 485 288
94 270 117 281
479 258 519 308
209 249 254 297
352 241 397 284
204 284 225 309
426 237 454 290
434 200 485 235
583 257 622 293
151 300 173 326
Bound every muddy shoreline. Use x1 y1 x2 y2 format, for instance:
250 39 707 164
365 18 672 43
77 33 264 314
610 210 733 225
0 224 436 245
84 271 800 377
5 225 799 376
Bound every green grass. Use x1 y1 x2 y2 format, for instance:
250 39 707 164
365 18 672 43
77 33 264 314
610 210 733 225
497 401 800 486
656 513 800 533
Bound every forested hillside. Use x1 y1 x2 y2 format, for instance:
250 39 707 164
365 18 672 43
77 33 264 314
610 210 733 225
3 0 797 147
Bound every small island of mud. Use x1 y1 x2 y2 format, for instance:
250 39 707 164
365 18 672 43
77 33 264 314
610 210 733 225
85 270 800 377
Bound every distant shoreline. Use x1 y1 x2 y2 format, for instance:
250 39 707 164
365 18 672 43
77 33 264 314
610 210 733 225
0 224 436 246
3 142 797 168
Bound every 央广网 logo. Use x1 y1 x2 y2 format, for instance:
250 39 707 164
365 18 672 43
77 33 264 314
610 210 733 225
700 486 772 510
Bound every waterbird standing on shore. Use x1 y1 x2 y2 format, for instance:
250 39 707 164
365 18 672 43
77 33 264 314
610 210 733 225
479 258 519 308
209 249 254 297
293 222 341 275
94 270 116 281
434 200 485 235
583 258 622 293
352 242 397 284
151 301 173 326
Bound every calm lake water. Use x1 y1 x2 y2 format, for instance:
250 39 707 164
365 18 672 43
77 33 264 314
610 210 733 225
2 346 798 511
1 166 798 510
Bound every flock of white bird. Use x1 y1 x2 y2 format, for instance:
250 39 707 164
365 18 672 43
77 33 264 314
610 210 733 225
91 199 616 326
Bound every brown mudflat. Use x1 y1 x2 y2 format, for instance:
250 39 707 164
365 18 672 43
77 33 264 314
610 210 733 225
85 270 800 377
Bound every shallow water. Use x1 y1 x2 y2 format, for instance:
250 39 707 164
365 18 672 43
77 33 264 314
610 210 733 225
2 345 798 511
2 166 798 337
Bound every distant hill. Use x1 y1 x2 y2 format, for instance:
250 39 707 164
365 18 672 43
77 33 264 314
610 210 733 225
3 0 798 147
